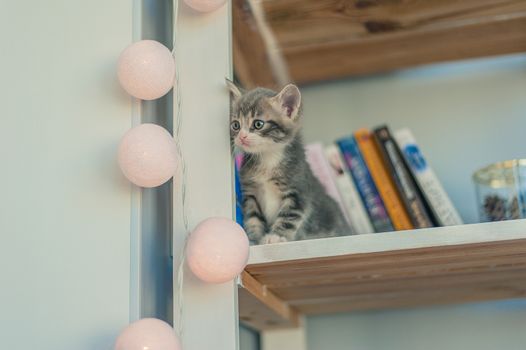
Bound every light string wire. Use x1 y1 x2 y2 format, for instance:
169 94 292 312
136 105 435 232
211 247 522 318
171 0 189 340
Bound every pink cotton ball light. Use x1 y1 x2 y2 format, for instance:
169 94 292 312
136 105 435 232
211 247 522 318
184 0 226 12
118 123 177 188
187 217 249 284
114 318 181 350
117 40 175 100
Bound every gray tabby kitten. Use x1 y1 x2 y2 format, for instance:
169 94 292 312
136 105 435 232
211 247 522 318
228 81 350 244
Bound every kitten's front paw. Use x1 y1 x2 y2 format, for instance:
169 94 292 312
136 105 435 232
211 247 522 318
259 233 288 245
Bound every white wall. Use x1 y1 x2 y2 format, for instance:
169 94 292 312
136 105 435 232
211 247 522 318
0 1 135 349
299 55 526 350
301 54 526 224
307 300 526 350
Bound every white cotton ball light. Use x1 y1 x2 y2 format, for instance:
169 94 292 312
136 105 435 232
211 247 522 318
118 124 177 188
187 217 250 284
184 0 226 12
114 318 181 350
117 40 175 100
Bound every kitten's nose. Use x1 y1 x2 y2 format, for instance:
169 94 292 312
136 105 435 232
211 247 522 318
239 132 248 140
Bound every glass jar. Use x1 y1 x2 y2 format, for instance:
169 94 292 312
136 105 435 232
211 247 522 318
473 159 526 222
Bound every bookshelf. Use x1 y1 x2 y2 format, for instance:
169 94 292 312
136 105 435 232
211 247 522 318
238 220 526 331
231 0 526 336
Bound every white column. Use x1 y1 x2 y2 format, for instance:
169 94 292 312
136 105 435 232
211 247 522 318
172 1 238 350
262 320 308 350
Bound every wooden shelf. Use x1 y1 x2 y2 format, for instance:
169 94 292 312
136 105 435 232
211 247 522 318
238 220 526 331
233 0 526 87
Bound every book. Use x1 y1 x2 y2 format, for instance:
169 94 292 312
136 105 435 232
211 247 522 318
354 128 414 231
393 128 463 226
373 125 435 229
336 136 393 233
325 144 374 234
234 153 244 226
305 143 353 230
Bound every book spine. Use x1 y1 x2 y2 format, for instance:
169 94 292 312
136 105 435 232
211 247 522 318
234 154 244 226
305 143 353 229
354 128 414 231
336 137 393 233
373 126 435 229
393 128 463 226
325 144 374 234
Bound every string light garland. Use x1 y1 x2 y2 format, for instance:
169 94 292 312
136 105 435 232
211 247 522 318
114 0 249 348
183 0 226 12
172 0 189 341
117 123 178 188
114 318 181 350
187 217 249 283
117 40 175 100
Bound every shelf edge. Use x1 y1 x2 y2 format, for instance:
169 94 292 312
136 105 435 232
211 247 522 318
239 271 301 330
248 220 526 265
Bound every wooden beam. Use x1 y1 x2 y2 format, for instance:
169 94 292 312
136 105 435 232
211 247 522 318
238 271 300 331
285 11 526 83
293 279 526 314
235 0 526 85
232 0 279 89
240 221 526 318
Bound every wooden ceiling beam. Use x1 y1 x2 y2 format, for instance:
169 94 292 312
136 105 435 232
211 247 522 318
238 271 300 331
233 0 526 85
232 0 281 89
284 10 526 84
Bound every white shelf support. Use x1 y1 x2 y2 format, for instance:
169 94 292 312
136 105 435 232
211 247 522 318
261 319 307 350
172 1 238 350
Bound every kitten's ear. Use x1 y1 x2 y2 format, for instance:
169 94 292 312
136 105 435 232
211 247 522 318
225 78 242 101
270 84 302 120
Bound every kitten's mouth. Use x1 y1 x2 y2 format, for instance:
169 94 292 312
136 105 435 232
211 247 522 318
236 141 258 153
236 138 251 148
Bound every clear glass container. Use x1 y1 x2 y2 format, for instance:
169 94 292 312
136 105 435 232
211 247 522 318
473 159 526 222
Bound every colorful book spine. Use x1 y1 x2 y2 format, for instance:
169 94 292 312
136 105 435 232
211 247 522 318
354 128 414 231
234 153 244 226
305 143 353 229
393 128 463 226
373 126 435 229
336 137 393 233
325 144 374 234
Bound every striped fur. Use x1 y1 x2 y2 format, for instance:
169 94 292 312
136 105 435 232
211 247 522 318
228 83 350 244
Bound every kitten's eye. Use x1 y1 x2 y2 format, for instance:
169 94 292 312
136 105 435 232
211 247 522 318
253 120 265 130
231 121 240 131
